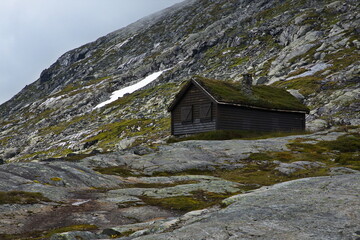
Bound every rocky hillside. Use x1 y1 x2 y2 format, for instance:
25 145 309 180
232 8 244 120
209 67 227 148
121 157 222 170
0 0 359 162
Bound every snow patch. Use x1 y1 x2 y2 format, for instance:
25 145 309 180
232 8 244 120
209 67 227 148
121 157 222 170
94 68 171 109
104 38 130 54
287 63 332 80
72 200 90 206
39 96 63 108
222 50 231 55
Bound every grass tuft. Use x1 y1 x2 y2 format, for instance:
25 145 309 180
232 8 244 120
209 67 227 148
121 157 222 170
140 190 234 212
168 130 308 143
0 224 98 240
0 191 50 205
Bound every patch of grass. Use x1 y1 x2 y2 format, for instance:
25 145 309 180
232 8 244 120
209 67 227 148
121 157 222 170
0 191 50 205
39 115 88 135
168 130 308 143
272 76 324 96
62 153 97 162
140 190 234 212
229 56 249 68
85 118 170 150
122 180 199 189
50 177 62 182
0 136 12 146
287 68 308 78
94 166 138 177
335 153 360 170
102 229 136 239
163 133 360 188
0 224 98 240
318 134 360 153
324 47 359 74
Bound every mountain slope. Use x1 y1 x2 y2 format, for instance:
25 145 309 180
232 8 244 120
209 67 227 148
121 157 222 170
0 0 359 162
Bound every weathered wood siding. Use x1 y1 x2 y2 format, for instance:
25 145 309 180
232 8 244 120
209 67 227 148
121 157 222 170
172 84 217 135
217 105 305 132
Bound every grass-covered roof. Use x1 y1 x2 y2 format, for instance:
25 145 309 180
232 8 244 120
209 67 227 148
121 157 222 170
193 76 309 112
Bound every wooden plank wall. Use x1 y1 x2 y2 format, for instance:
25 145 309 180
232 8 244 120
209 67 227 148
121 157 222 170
217 105 305 132
172 84 217 135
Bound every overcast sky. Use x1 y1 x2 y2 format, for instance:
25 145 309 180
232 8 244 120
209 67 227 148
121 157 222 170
0 0 184 105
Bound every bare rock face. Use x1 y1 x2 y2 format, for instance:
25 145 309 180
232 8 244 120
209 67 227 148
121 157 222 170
130 174 360 240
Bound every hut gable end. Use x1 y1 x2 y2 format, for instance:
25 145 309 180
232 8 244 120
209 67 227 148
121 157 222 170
170 82 217 135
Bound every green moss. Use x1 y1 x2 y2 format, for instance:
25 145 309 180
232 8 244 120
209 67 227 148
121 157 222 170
122 180 199 189
94 166 138 177
163 133 360 187
168 130 308 143
50 177 62 182
229 56 249 68
194 77 309 112
0 224 98 240
335 153 360 170
140 190 234 212
39 115 88 135
85 118 170 150
0 136 11 146
287 68 308 78
0 191 50 205
324 47 359 74
272 76 323 96
62 153 97 162
103 229 136 239
318 134 360 153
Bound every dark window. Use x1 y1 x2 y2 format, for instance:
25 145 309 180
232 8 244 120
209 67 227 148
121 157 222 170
200 103 212 122
181 106 193 124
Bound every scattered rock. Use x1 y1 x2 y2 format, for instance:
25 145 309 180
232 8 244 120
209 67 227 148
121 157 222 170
117 137 139 150
4 148 20 159
287 89 305 101
274 161 325 175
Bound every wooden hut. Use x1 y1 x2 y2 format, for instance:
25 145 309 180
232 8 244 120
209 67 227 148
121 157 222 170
168 76 309 136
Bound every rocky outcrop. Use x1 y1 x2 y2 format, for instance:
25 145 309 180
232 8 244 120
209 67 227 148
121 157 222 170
128 173 360 240
0 0 359 162
0 128 358 239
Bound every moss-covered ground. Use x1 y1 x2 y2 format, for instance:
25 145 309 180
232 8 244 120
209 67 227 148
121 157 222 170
0 191 50 205
140 190 236 212
168 129 308 143
0 224 98 240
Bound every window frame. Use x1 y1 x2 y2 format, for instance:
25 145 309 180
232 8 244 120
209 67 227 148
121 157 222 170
181 105 193 124
200 103 212 122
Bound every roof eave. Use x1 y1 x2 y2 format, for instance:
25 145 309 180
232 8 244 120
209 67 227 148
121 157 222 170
217 101 309 113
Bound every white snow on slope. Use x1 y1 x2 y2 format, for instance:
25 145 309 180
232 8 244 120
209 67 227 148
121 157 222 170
94 68 171 109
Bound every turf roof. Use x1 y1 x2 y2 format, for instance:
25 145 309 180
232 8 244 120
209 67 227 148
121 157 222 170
193 76 309 112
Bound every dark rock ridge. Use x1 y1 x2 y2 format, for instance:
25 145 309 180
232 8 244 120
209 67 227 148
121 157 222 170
0 0 359 162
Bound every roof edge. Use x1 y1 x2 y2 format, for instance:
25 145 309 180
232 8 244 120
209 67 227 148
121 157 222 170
217 101 310 113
